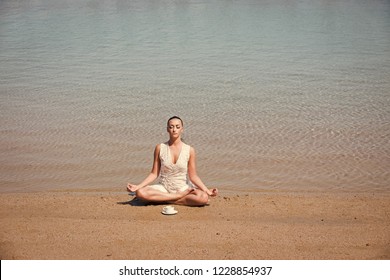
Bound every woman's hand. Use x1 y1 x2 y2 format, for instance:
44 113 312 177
126 183 139 192
208 188 218 197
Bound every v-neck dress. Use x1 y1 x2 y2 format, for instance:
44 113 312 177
149 142 192 193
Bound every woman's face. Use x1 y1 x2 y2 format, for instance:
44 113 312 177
167 118 183 139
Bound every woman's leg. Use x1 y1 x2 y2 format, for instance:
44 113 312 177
136 185 194 203
174 189 209 206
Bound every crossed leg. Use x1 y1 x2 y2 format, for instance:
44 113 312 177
174 189 209 206
135 186 208 206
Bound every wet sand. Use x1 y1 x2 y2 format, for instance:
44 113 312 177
0 189 389 260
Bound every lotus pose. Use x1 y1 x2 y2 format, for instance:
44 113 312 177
127 116 218 206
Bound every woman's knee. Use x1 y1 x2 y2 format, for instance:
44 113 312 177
195 191 209 206
136 188 148 200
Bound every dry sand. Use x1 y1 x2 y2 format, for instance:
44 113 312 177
1 189 389 260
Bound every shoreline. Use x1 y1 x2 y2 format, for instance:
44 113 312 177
2 184 390 194
1 189 389 260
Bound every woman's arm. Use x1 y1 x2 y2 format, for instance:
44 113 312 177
127 144 161 192
188 147 218 196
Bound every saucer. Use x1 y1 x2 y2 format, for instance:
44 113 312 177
161 209 178 215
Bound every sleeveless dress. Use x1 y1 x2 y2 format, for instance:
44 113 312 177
149 142 193 193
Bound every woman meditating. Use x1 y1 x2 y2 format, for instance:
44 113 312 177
126 116 218 206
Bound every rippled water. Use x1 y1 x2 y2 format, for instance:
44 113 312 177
1 0 389 193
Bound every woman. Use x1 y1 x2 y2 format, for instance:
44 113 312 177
127 116 218 206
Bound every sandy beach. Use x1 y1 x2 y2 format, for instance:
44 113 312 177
0 189 389 260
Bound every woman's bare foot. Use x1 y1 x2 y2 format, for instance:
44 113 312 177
174 188 209 206
179 187 195 198
167 188 196 203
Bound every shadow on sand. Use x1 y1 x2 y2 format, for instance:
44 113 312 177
116 193 170 207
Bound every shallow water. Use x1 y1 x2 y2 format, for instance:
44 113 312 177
1 0 389 193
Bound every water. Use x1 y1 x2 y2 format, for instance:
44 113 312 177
1 0 389 193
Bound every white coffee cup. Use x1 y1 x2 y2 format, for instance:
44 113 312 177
163 205 175 214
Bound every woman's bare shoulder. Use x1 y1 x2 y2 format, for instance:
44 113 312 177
154 143 162 153
189 146 196 156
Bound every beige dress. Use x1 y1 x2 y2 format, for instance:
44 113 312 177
149 142 192 193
